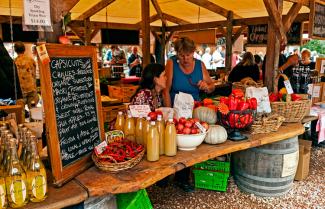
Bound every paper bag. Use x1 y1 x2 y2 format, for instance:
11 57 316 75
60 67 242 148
156 107 175 121
173 92 194 119
245 87 271 113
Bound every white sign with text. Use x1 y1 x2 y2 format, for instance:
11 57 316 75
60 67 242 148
129 105 151 118
24 0 51 26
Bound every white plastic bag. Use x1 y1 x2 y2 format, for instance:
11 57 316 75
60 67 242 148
245 87 271 113
173 92 194 119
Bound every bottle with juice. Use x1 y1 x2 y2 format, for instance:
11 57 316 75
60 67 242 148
164 118 177 156
156 115 165 155
142 116 151 147
135 117 144 145
5 138 28 208
26 138 47 202
147 121 159 162
0 171 7 209
124 114 135 142
114 111 125 131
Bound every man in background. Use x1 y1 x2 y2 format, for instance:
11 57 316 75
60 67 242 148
14 41 38 109
128 46 142 76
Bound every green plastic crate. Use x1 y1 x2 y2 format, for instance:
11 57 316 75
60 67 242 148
193 160 230 192
116 189 153 209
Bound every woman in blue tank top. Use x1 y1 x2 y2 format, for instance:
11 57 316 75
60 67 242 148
162 37 215 192
163 37 215 107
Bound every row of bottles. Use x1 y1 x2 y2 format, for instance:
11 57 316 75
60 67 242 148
114 112 177 162
0 124 47 208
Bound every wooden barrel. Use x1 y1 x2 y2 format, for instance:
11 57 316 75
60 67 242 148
232 136 299 197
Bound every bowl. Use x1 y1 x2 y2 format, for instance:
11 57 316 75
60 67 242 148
176 131 207 151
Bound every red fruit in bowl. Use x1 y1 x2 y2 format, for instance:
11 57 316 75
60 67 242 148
184 121 193 128
177 123 184 131
183 127 191 134
193 118 200 123
178 117 186 124
173 117 178 125
191 128 198 134
200 122 209 131
177 130 183 134
148 112 157 121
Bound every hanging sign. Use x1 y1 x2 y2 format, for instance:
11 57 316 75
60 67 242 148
23 0 51 27
309 0 325 40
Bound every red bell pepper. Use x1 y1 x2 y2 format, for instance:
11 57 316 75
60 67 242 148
229 113 236 128
269 93 279 102
203 98 213 106
232 89 244 99
291 94 302 101
237 101 250 111
220 97 229 106
247 98 257 110
228 95 238 110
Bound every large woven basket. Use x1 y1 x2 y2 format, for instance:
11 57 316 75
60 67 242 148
271 74 311 122
251 114 285 134
92 149 144 172
232 77 263 93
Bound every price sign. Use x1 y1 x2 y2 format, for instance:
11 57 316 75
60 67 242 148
129 105 151 118
284 80 294 94
24 0 51 26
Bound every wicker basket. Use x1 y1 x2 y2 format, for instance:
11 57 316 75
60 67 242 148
108 85 139 103
251 114 285 134
271 74 311 122
92 149 145 172
232 77 263 93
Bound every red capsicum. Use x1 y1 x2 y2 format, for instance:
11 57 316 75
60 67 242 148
232 89 244 99
220 97 229 106
291 94 302 101
247 98 257 110
269 93 279 102
228 95 238 110
229 113 236 128
237 101 250 111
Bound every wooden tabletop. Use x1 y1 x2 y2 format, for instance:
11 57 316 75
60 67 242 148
75 123 304 197
22 180 87 209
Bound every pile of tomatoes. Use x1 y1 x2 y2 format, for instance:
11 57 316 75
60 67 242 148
174 117 209 135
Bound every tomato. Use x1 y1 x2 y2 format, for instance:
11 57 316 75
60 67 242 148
173 117 178 125
191 128 198 134
178 117 187 124
177 123 184 131
200 122 209 130
177 130 183 134
148 111 157 121
183 127 191 134
185 121 193 128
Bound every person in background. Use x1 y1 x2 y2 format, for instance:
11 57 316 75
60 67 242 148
278 54 299 90
201 47 212 70
130 64 166 111
128 46 142 76
254 54 263 80
163 37 215 192
14 41 38 109
298 49 316 93
212 45 225 69
105 45 126 66
0 38 23 101
228 52 260 82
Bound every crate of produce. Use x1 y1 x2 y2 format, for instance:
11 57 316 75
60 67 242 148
108 85 139 103
102 104 127 123
116 189 153 209
193 160 230 192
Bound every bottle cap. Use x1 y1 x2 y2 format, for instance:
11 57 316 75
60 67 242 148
168 118 173 122
118 111 123 115
146 116 151 121
157 115 162 121
150 121 156 125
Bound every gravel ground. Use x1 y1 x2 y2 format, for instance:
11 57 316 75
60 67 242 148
147 147 325 209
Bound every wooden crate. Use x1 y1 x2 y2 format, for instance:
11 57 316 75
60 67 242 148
108 85 139 103
102 104 128 123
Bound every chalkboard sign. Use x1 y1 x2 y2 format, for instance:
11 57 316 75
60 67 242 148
39 44 104 186
309 0 325 40
247 23 302 45
50 57 100 167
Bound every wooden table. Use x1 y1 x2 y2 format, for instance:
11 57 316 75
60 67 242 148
75 123 304 197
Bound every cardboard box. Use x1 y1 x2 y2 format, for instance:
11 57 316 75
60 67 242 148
295 139 312 181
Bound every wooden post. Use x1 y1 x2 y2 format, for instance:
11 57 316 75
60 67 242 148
84 18 91 45
225 11 233 71
161 24 166 65
141 0 150 67
265 0 283 91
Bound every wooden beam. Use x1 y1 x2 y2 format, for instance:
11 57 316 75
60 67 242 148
84 18 91 45
232 26 246 43
162 13 191 25
90 28 100 40
167 20 227 32
151 31 162 44
263 0 287 43
161 24 166 65
217 26 227 37
142 0 151 67
166 32 174 42
69 25 85 43
76 0 116 20
225 11 233 71
151 0 167 25
186 0 242 19
283 2 303 32
284 0 309 7
135 14 160 26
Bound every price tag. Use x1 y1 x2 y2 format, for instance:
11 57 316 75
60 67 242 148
195 122 206 133
94 141 108 156
312 85 321 98
129 105 151 118
36 44 50 65
283 80 294 94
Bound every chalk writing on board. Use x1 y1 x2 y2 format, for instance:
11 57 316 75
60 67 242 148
312 2 325 38
50 57 101 167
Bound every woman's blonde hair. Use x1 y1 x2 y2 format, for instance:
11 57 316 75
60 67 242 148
240 52 255 66
174 37 196 54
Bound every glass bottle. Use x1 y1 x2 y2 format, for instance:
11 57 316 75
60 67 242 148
114 111 125 131
147 121 159 162
16 125 24 160
135 117 144 145
156 115 165 155
26 138 47 202
124 114 135 142
0 169 7 209
5 138 28 208
22 131 32 172
164 118 177 156
142 116 151 148
3 133 13 174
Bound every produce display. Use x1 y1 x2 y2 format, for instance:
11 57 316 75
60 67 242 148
269 88 302 102
174 117 209 134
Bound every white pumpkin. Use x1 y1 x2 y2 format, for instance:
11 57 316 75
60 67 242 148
193 106 217 125
204 125 227 144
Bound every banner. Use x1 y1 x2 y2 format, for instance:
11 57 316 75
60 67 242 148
23 0 52 32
